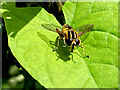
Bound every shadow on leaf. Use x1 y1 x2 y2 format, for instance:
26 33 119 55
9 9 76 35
37 32 75 62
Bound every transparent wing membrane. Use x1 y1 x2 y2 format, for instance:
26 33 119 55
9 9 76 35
41 24 62 32
76 24 94 36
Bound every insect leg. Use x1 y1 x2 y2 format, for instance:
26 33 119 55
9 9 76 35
71 43 75 52
80 43 85 54
63 37 66 47
53 36 62 51
56 28 66 47
79 40 89 58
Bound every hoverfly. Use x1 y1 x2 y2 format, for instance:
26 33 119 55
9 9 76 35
41 24 94 57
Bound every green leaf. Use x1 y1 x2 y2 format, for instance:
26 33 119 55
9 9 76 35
3 7 42 37
3 2 118 88
63 1 118 88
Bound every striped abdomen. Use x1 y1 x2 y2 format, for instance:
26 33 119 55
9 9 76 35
65 30 80 46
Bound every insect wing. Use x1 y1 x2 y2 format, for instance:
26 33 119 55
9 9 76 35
76 24 94 36
41 24 62 32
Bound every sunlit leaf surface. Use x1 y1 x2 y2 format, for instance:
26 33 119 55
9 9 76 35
3 2 118 88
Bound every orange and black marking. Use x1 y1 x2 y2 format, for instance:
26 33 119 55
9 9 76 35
56 24 81 52
41 24 94 57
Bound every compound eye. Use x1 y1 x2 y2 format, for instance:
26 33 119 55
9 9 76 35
67 25 71 29
75 39 80 45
